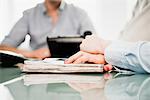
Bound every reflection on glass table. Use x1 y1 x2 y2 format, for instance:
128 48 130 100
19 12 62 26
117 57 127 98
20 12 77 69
105 74 150 100
4 74 106 100
0 85 14 100
1 65 150 100
0 66 22 83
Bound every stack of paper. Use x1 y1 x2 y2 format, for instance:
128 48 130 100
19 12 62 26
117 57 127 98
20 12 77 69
21 58 103 73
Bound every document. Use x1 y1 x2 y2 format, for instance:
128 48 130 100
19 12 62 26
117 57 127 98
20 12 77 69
0 50 26 65
20 58 104 73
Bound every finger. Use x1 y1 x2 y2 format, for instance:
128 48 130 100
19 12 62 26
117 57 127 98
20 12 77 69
65 51 83 64
72 53 106 64
37 52 50 59
89 54 106 64
104 64 113 71
73 55 89 64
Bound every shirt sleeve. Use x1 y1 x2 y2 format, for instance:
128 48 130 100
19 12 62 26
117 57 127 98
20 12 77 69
79 11 96 35
1 11 29 47
104 41 150 73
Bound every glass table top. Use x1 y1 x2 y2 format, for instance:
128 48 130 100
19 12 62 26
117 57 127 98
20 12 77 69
0 65 150 100
0 65 22 83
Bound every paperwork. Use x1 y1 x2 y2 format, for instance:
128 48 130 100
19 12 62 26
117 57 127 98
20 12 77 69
21 58 103 73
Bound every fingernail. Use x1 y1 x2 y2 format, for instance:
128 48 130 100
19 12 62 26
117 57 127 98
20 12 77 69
104 66 109 71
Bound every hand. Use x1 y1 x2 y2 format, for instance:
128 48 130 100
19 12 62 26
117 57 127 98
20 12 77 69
22 48 51 60
0 45 50 60
65 51 106 64
80 35 111 54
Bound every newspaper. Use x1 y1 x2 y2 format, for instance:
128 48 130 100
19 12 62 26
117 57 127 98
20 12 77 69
21 58 103 73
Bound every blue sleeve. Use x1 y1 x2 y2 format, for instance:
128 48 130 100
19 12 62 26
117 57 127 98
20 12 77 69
78 9 96 35
1 11 29 47
104 41 150 73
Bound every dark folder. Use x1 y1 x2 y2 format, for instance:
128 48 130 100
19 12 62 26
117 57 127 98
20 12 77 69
47 36 82 58
47 31 92 58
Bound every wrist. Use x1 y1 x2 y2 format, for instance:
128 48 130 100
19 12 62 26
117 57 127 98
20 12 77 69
20 50 33 58
100 40 112 54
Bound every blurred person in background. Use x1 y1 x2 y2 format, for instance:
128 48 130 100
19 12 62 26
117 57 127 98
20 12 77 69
0 0 95 59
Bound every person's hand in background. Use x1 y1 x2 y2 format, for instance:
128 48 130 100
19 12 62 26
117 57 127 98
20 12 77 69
0 45 50 60
22 48 51 60
65 51 106 64
80 35 111 54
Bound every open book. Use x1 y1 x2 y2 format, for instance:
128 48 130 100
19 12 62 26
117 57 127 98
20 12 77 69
20 58 104 73
0 50 27 65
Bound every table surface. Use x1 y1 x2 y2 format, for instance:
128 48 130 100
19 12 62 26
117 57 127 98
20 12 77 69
0 65 150 100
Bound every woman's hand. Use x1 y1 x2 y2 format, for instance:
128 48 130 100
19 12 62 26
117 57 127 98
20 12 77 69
80 35 111 54
22 48 51 60
65 51 106 64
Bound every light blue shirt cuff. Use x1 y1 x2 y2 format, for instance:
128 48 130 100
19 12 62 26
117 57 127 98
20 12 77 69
104 41 147 73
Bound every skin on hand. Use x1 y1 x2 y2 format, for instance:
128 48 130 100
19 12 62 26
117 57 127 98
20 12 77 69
64 35 113 71
65 51 106 64
103 64 113 71
22 48 51 60
0 45 51 60
65 51 113 71
80 35 111 54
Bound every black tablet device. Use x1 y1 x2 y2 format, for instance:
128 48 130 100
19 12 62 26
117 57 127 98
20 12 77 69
47 36 83 58
47 31 92 58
